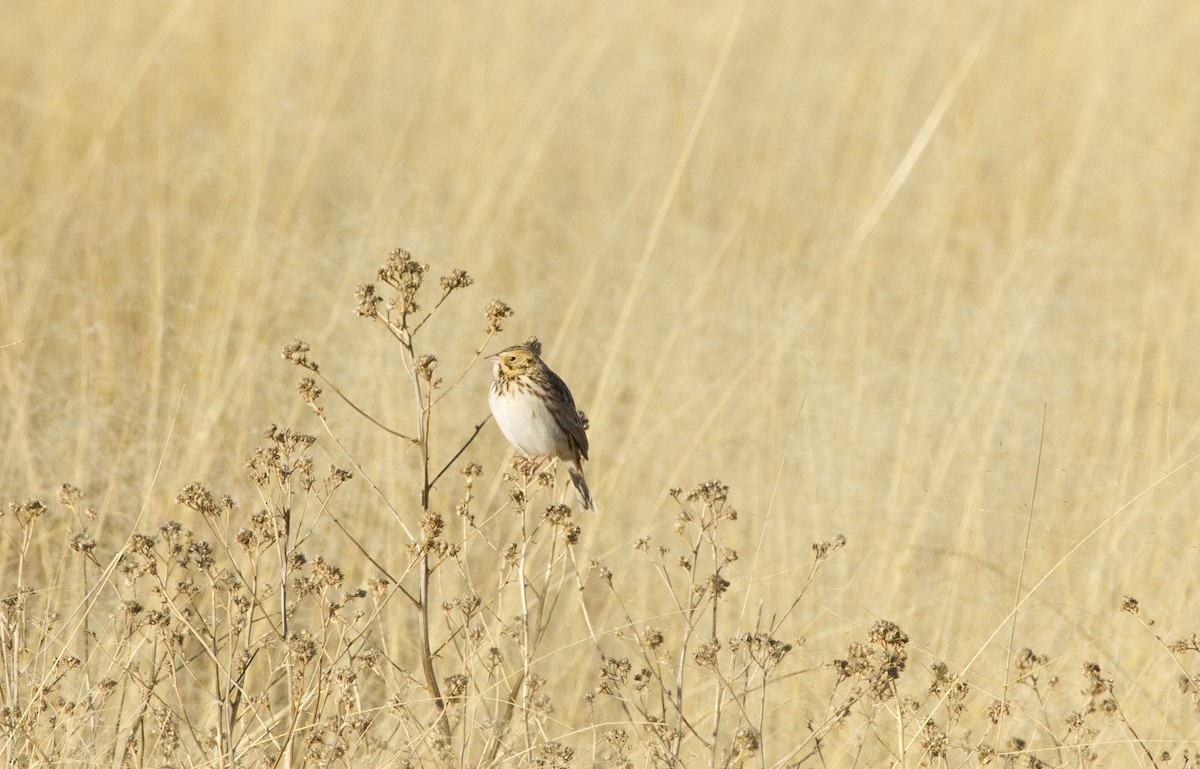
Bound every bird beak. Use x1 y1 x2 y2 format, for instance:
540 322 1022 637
485 354 499 363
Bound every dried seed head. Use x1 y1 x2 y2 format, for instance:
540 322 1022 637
597 656 632 693
439 269 472 292
444 673 469 702
188 541 214 570
370 248 429 318
929 661 968 705
484 299 513 334
57 484 85 508
833 625 909 702
378 248 427 288
176 483 233 518
1171 634 1200 654
324 466 352 492
731 727 760 760
686 479 729 506
358 647 380 672
311 557 344 590
128 533 156 557
297 377 322 404
414 354 438 383
69 531 96 555
10 498 46 526
544 504 571 526
421 511 444 543
604 729 629 750
1015 648 1049 685
731 632 792 669
287 631 319 664
282 339 317 370
868 620 909 652
235 528 257 551
534 742 573 766
920 720 948 759
354 283 381 317
693 638 721 667
813 533 847 560
642 627 665 650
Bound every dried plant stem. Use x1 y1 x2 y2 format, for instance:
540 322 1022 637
407 315 457 748
893 685 907 769
431 332 498 406
313 409 416 541
417 554 449 738
305 366 416 444
429 417 491 491
709 680 723 768
278 504 295 769
997 406 1046 744
518 503 534 756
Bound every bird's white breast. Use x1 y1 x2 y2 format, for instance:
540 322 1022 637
489 387 564 458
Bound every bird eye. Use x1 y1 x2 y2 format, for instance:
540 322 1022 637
507 354 517 363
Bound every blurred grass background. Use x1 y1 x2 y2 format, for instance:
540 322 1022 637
3 0 1199 743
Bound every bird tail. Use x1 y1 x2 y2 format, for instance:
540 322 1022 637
567 463 595 512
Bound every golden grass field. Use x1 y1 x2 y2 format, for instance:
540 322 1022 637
2 2 1199 766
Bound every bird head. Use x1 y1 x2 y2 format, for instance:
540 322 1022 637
487 344 541 378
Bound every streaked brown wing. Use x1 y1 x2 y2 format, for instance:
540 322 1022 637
547 368 588 460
